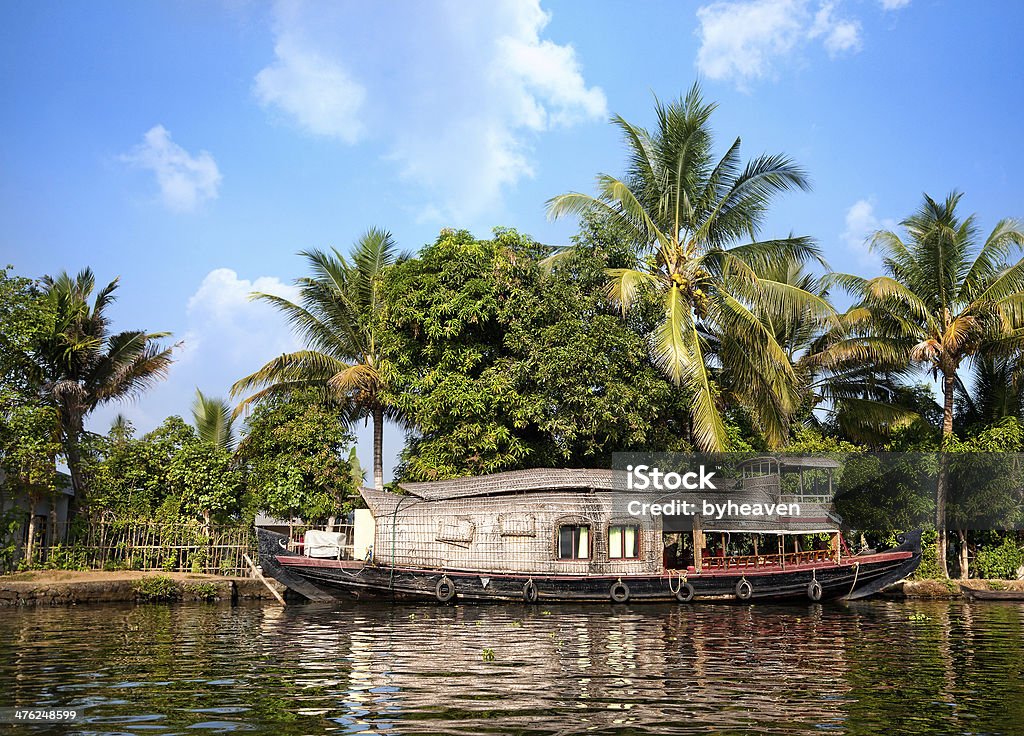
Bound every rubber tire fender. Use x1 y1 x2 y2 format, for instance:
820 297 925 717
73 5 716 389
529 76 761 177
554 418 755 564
523 579 538 603
735 578 753 601
807 579 823 601
676 581 696 603
435 575 456 603
610 580 630 603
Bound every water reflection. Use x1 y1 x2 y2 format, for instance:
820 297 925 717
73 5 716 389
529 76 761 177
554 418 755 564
0 600 1021 734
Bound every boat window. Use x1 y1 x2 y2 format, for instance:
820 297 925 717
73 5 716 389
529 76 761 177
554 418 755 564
743 460 774 478
608 525 639 559
557 525 590 560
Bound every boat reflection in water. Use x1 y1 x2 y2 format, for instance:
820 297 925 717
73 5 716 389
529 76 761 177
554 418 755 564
260 602 867 733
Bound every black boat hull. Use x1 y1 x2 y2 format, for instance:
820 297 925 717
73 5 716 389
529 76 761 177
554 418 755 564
257 528 922 604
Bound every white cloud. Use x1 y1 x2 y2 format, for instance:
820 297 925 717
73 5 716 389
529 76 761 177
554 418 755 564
841 198 896 266
121 125 221 212
696 0 862 86
880 0 910 9
252 0 607 221
254 36 366 143
185 268 301 364
809 2 862 56
88 268 302 437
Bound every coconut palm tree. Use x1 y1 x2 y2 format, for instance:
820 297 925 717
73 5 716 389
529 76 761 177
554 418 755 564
231 228 398 490
957 353 1024 427
28 269 174 509
547 84 833 450
826 192 1024 575
192 389 236 451
715 260 922 442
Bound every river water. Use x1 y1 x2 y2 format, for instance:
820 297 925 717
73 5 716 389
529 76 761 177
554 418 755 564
1 599 1022 735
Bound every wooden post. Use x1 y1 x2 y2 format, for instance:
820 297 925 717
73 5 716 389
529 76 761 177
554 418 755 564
831 532 841 563
243 553 286 606
692 515 704 573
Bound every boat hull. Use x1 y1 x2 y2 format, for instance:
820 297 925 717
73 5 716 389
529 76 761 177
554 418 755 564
257 528 922 604
960 585 1024 601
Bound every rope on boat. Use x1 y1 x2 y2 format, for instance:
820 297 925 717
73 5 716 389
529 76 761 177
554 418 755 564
807 569 823 601
668 570 682 595
667 570 691 597
389 495 412 593
847 562 861 599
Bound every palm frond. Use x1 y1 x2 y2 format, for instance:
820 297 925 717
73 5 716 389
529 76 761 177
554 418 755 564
192 388 236 451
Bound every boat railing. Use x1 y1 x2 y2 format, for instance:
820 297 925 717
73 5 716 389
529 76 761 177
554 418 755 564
700 548 834 571
289 524 357 560
741 475 779 490
779 494 832 506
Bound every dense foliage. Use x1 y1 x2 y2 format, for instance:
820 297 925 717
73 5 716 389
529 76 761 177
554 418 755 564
235 389 357 522
378 227 691 480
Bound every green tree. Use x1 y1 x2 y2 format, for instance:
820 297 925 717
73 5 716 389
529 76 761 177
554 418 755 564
379 228 690 480
0 267 52 395
167 443 244 528
232 229 398 490
0 267 62 562
0 403 62 564
957 353 1024 428
945 418 1024 578
827 192 1024 575
90 416 198 517
21 269 174 511
547 84 832 451
191 388 235 451
235 388 356 523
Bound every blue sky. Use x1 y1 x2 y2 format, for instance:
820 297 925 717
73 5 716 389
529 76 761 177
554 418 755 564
2 0 1023 480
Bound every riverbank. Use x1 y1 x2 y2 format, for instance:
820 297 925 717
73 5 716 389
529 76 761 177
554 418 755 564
880 578 1024 599
0 570 286 606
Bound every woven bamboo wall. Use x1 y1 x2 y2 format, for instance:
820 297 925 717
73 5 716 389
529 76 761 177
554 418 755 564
368 490 661 575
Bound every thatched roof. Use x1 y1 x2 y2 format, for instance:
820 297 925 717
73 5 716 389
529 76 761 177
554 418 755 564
396 468 619 501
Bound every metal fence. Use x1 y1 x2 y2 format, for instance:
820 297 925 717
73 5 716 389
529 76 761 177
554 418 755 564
2 516 259 577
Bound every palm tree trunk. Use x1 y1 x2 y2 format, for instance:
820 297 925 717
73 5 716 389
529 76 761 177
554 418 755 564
63 416 87 521
936 371 956 578
25 502 38 566
373 404 384 491
957 528 969 579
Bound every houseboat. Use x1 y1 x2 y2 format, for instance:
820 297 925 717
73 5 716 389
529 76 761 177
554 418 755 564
256 458 922 604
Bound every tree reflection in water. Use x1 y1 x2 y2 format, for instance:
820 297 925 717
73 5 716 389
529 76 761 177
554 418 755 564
0 600 1021 734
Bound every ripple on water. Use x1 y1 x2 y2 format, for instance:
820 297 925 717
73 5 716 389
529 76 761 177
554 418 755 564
0 600 1022 734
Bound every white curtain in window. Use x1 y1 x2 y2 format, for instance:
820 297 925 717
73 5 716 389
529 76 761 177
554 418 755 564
609 526 622 558
578 527 589 558
624 526 636 558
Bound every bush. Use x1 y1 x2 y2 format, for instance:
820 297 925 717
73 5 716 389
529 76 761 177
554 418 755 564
184 582 220 601
40 544 88 571
974 537 1024 580
909 530 944 580
132 575 180 602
